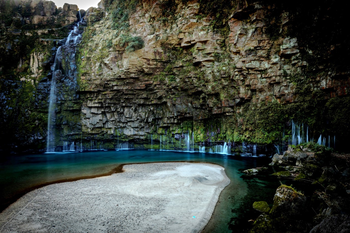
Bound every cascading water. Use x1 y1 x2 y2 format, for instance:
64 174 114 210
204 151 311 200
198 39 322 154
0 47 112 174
149 135 154 151
292 120 336 148
70 142 75 151
160 135 162 151
186 134 190 151
183 133 195 152
46 16 84 152
213 142 231 155
46 47 61 152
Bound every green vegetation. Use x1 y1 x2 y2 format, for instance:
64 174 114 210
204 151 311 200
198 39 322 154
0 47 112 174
0 31 51 153
272 171 291 177
119 34 144 52
106 0 139 31
253 201 271 213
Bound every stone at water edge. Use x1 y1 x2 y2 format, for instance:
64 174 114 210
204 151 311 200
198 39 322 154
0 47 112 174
253 201 270 213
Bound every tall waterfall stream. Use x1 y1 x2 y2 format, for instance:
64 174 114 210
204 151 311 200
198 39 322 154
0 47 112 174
46 16 83 152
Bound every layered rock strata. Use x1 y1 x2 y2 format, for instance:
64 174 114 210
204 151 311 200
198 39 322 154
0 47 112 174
74 0 350 150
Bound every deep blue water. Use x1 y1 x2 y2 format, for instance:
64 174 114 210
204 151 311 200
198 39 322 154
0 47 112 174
0 150 273 232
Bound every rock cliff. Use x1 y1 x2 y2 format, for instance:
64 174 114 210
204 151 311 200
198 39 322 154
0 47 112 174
0 0 83 153
72 0 350 152
1 0 350 153
1 0 81 29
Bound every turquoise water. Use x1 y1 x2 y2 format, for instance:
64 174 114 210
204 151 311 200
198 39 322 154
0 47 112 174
0 150 269 232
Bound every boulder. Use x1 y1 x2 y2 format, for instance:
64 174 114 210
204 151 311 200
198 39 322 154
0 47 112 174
310 214 350 233
253 201 270 213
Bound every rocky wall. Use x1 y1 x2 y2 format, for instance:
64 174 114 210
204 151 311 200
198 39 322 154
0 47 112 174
75 0 350 152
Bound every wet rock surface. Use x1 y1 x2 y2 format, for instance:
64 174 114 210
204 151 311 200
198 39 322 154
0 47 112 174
246 143 350 233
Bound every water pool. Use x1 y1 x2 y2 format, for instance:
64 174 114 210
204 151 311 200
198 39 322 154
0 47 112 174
0 150 274 232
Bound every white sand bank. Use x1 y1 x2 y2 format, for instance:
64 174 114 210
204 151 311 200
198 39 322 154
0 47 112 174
0 162 230 233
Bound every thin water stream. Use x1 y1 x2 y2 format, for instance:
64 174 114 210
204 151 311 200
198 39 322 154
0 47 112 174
0 150 275 232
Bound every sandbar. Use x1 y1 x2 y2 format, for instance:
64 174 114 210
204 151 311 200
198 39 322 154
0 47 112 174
0 162 230 233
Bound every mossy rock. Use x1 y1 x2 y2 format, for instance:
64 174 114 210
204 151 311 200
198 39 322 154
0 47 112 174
271 171 291 177
294 172 306 180
253 201 271 213
250 213 276 233
270 185 305 216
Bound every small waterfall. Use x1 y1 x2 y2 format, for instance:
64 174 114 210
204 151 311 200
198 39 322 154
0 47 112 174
150 135 154 151
317 135 325 146
160 135 162 151
291 121 305 145
183 133 195 152
253 144 257 155
292 121 335 148
213 142 230 155
186 133 190 151
242 141 247 153
292 121 297 145
192 133 195 151
70 142 75 151
223 142 230 155
63 141 68 152
116 142 133 151
199 146 205 153
274 144 280 155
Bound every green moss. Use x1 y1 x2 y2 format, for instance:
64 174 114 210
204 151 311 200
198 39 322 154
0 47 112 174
253 201 271 213
272 171 291 177
294 173 306 181
250 214 276 233
317 174 327 184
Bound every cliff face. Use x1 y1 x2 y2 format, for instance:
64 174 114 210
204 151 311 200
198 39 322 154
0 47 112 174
1 0 350 153
0 0 83 153
75 0 350 151
1 0 80 29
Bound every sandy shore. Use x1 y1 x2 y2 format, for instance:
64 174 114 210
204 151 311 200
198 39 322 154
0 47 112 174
0 162 230 233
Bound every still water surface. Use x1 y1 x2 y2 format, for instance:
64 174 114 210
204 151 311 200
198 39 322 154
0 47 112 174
0 150 268 232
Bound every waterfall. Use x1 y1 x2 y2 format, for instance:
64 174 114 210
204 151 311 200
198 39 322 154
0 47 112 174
192 133 195 151
46 47 61 152
46 17 83 152
160 135 162 151
117 141 133 150
213 142 230 155
186 133 190 151
292 121 336 148
242 141 247 153
292 121 296 145
70 142 75 151
63 141 68 152
199 146 205 153
253 144 257 155
274 144 280 155
150 135 154 151
318 137 322 146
